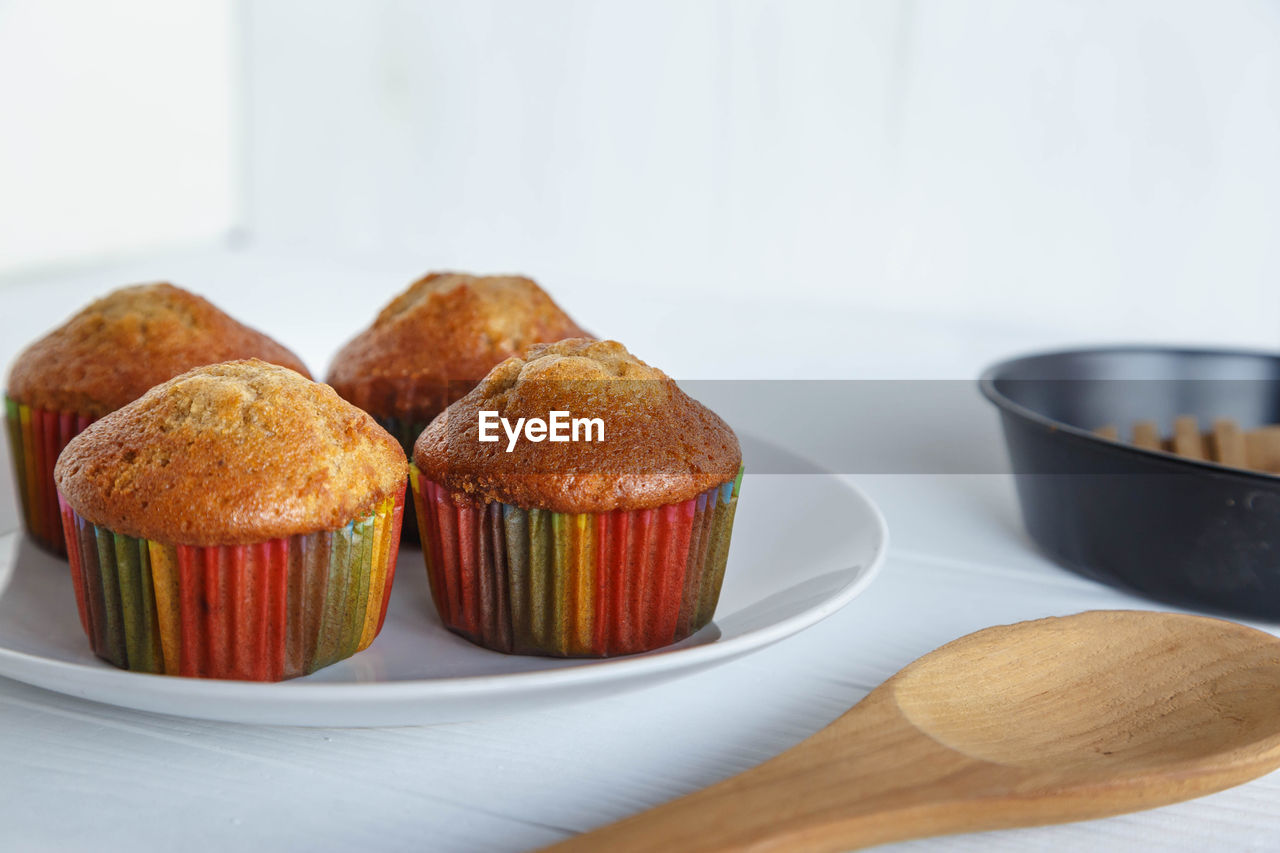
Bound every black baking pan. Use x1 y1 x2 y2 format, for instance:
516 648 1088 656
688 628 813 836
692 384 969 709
979 346 1280 620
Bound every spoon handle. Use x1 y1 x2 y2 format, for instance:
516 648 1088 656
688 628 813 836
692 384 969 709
540 697 970 853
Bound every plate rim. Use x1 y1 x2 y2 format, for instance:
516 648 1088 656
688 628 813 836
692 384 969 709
0 472 887 714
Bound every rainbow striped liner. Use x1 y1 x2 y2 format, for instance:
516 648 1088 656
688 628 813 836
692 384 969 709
57 484 406 681
5 396 95 555
411 467 742 657
376 415 431 542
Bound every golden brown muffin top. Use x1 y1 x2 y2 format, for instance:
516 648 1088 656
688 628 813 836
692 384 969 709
55 360 406 546
413 339 740 513
327 272 589 423
7 283 310 417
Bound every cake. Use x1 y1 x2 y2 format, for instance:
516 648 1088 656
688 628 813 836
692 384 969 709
53 360 406 680
327 271 588 540
6 283 310 554
411 338 741 657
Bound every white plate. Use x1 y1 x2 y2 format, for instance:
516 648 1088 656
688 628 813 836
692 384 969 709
0 472 886 726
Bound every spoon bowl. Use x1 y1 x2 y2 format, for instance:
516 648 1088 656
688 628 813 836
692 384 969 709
893 611 1280 772
546 610 1280 852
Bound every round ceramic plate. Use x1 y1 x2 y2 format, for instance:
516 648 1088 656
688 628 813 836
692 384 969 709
0 471 886 726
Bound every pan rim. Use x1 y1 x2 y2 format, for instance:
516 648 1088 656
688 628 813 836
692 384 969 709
979 344 1280 485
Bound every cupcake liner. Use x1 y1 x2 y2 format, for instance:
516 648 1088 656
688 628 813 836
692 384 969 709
4 396 95 555
375 415 432 543
57 483 406 680
411 467 742 657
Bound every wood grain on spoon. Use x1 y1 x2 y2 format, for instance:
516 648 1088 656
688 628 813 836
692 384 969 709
544 611 1280 852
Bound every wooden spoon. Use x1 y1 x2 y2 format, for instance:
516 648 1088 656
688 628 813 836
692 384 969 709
544 610 1280 852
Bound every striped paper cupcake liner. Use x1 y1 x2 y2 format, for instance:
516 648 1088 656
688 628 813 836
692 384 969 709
57 483 406 681
411 467 742 657
375 415 432 543
5 396 95 555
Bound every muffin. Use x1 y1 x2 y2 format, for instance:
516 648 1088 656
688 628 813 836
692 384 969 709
326 272 588 541
53 360 406 681
6 283 310 554
411 338 741 657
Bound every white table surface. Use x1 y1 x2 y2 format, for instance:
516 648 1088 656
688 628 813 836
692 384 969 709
2 248 1278 852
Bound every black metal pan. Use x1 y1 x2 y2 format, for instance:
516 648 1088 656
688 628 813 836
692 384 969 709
980 346 1280 620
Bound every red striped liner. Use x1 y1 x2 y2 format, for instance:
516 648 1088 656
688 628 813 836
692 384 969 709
411 467 741 657
58 483 406 681
4 396 95 555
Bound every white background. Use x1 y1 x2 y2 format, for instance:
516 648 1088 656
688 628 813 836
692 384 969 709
3 0 1280 346
0 1 234 273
